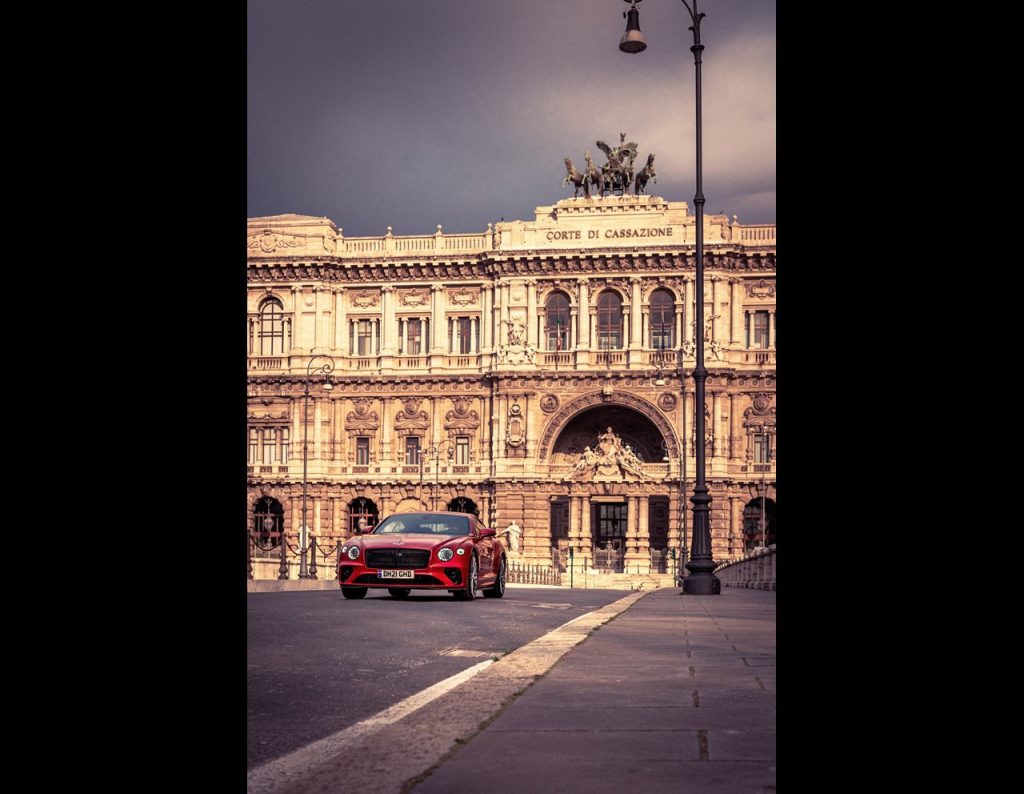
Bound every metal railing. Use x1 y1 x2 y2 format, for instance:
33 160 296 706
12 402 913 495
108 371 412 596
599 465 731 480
506 560 562 587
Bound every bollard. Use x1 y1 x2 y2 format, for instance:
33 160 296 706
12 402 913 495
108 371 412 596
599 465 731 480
309 537 318 580
278 532 289 580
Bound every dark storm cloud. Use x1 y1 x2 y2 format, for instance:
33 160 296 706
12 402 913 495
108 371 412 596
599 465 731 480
248 0 775 236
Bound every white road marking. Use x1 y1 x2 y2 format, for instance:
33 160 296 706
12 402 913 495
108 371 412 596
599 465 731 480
247 658 493 793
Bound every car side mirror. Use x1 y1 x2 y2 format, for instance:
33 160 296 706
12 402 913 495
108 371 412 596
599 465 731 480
479 527 496 538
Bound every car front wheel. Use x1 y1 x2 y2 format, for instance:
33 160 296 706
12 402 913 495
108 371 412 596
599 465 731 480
483 557 506 598
454 556 478 601
341 587 367 599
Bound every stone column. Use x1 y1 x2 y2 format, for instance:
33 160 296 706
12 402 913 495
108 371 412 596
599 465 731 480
580 496 592 553
430 285 445 353
381 286 395 354
336 288 347 353
498 282 509 346
638 495 650 556
569 495 579 548
629 277 642 350
470 316 478 354
449 317 456 354
683 278 694 345
382 397 393 466
481 286 492 352
622 307 630 348
577 279 590 350
730 394 742 461
291 286 302 352
728 495 740 559
730 279 743 346
712 391 722 459
526 279 537 347
769 310 776 349
711 276 722 345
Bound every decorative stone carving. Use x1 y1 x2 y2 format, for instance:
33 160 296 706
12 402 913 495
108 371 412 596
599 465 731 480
496 318 536 365
657 393 677 411
395 398 429 431
345 398 380 432
399 289 429 307
540 394 560 413
746 280 776 299
743 393 777 430
351 290 380 308
444 397 481 431
247 229 304 253
448 287 478 306
564 427 648 482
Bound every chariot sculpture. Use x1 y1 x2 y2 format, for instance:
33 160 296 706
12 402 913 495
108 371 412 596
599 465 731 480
563 133 655 198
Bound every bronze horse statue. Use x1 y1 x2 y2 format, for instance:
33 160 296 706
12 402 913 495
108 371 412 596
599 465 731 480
584 150 605 197
564 157 588 198
564 154 605 198
634 153 656 195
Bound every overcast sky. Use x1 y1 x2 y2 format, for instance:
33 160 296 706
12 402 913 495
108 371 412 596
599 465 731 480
248 0 775 237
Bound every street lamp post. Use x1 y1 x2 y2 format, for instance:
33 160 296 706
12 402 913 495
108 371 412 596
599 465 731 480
620 0 719 594
421 440 455 511
300 354 334 579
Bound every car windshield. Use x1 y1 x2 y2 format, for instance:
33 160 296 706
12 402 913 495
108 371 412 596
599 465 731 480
373 513 472 536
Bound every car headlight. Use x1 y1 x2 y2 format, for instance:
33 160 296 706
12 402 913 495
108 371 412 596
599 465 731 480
438 548 454 562
347 546 360 560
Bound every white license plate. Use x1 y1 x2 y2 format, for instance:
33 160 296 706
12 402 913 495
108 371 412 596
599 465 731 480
378 569 414 579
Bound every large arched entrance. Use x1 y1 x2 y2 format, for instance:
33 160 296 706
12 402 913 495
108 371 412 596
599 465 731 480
348 497 379 534
545 400 679 575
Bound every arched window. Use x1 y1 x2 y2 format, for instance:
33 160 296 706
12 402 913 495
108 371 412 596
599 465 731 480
253 496 285 548
258 298 285 356
348 498 379 534
742 497 776 551
597 291 623 350
545 292 570 351
447 497 478 516
649 289 675 349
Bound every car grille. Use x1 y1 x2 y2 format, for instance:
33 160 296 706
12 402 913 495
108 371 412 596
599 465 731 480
365 548 431 569
355 573 443 586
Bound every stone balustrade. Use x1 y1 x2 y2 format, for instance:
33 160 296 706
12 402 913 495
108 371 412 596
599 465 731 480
714 545 776 590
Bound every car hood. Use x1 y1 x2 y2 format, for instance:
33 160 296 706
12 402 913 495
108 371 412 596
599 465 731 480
357 533 463 549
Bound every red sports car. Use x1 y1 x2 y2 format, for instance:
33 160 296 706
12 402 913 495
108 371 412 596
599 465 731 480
337 511 507 601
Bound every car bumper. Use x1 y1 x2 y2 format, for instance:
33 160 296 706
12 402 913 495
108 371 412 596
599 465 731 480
337 562 467 589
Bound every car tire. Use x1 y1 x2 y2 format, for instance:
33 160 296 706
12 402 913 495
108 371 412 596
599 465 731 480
483 557 506 598
454 556 478 601
341 587 367 599
387 588 411 598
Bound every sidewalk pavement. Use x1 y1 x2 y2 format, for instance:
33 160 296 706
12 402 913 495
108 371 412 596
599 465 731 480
414 587 776 794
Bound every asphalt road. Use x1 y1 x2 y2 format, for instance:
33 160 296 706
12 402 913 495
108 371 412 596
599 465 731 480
247 586 631 768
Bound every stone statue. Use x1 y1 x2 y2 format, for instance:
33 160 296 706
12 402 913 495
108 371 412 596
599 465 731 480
596 133 639 196
583 150 605 197
563 157 589 198
634 153 656 195
506 318 526 347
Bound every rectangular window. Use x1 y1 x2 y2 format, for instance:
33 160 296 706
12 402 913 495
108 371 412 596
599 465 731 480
407 318 422 355
279 428 289 463
356 436 370 465
249 429 259 464
457 318 472 354
753 434 772 464
455 435 470 465
357 320 373 355
262 430 275 465
405 436 421 466
751 311 769 349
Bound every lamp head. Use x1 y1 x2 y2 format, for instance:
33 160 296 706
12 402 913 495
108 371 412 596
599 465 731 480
619 1 647 54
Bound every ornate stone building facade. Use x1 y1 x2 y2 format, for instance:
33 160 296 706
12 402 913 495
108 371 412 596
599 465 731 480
247 195 776 576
